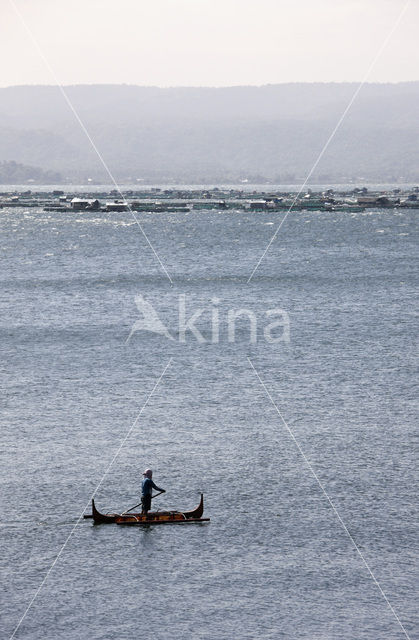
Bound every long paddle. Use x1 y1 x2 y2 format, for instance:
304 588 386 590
121 491 164 515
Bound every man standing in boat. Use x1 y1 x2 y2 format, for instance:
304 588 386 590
141 468 165 515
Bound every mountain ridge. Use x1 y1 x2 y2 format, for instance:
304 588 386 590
0 83 418 182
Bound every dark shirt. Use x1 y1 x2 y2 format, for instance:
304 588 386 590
142 477 163 496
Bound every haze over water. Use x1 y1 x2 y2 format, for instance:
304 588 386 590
0 196 417 639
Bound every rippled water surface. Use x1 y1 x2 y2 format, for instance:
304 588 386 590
0 203 417 639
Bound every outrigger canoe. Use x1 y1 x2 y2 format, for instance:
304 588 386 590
84 493 209 525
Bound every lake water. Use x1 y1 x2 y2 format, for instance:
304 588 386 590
0 203 417 639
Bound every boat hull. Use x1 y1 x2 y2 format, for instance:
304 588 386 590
116 516 210 526
84 494 207 525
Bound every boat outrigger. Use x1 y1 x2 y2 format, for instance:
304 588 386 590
84 493 209 525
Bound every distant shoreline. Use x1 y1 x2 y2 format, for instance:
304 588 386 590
1 185 418 214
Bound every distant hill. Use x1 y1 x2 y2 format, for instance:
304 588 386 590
0 160 61 184
0 83 418 183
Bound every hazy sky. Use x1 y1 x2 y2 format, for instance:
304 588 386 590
0 0 417 87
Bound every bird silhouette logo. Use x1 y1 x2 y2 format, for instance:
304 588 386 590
126 294 173 343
